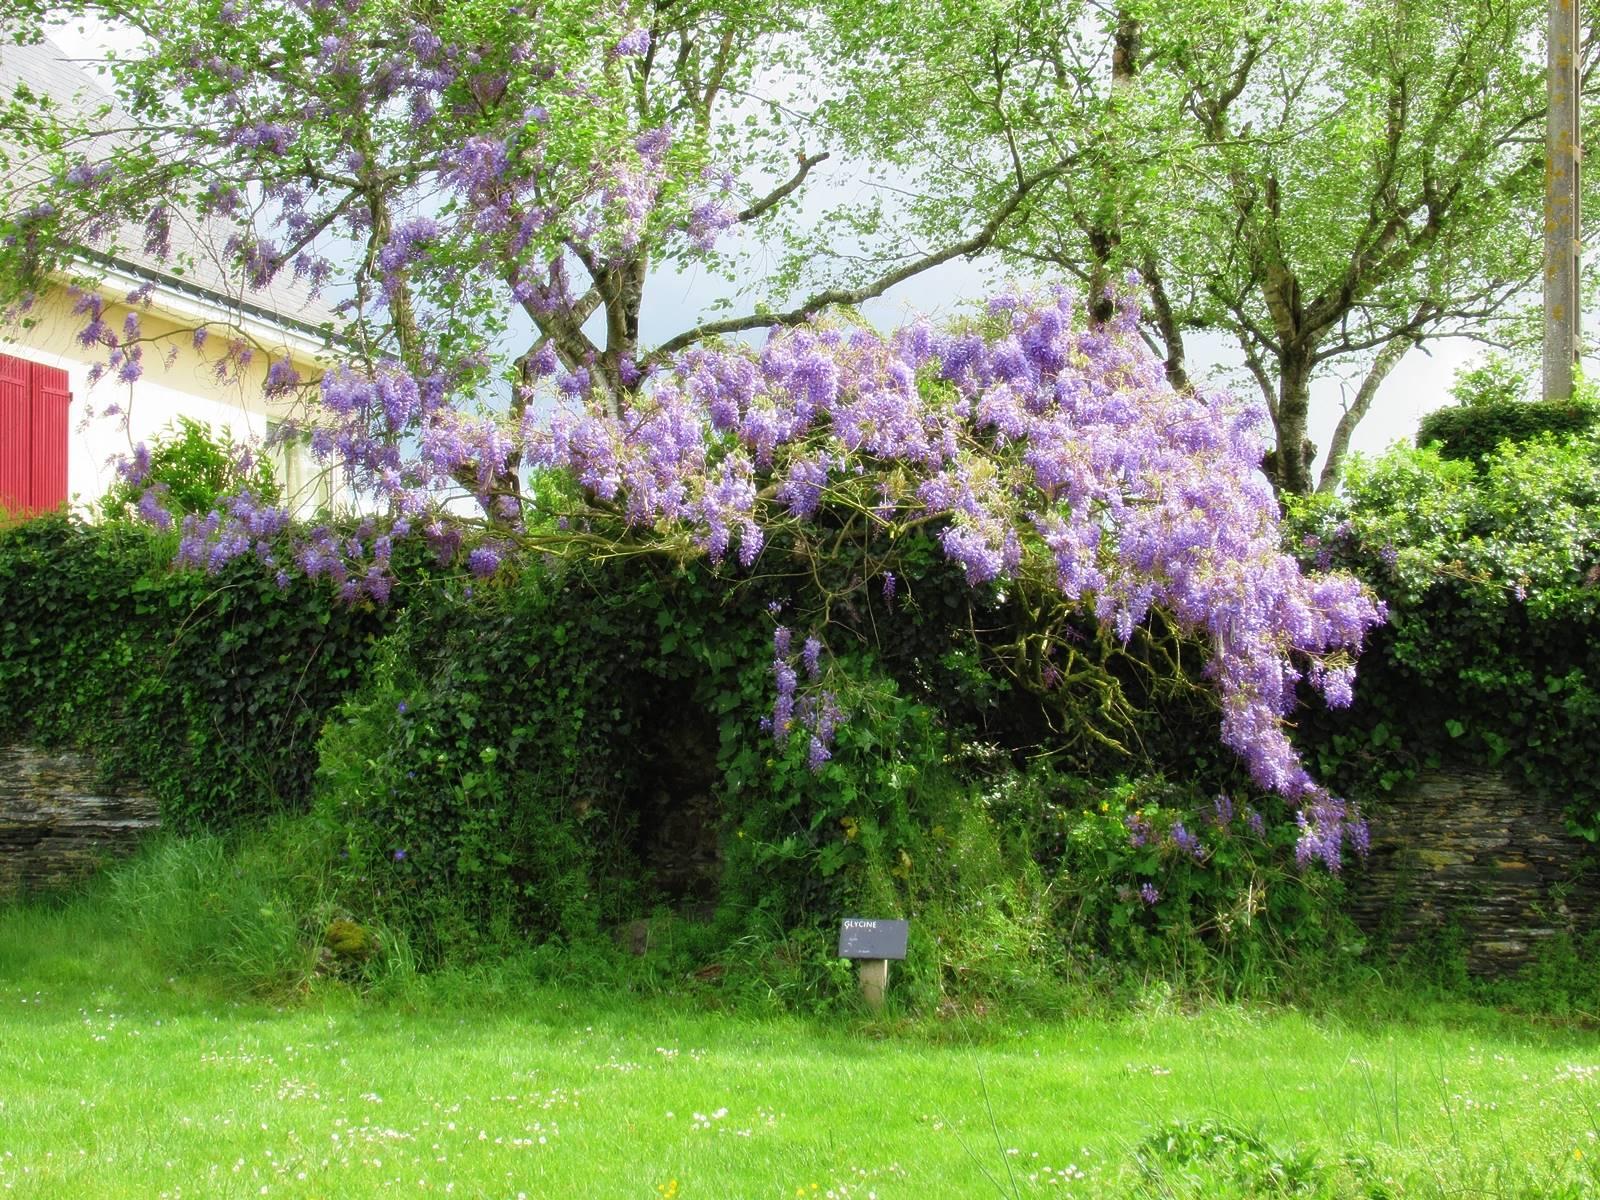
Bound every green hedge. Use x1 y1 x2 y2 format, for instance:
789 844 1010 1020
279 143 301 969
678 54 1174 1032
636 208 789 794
0 511 1353 992
1415 397 1600 466
311 560 940 957
1289 435 1600 842
0 513 404 829
306 550 1345 985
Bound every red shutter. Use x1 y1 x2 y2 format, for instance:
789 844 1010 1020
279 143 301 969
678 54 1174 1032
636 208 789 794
0 352 71 516
0 353 28 515
28 361 70 510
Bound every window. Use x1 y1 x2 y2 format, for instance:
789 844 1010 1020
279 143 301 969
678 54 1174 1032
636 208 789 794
266 419 334 518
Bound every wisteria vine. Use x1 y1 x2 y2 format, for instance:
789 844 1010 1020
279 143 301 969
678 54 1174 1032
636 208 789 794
147 287 1382 868
4 0 1382 868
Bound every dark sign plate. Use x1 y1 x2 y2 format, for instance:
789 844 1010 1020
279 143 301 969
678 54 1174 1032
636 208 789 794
837 918 909 960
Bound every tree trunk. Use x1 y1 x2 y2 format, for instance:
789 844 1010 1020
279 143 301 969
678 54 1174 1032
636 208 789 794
1267 349 1316 495
1316 333 1416 493
1143 258 1190 393
1087 9 1141 325
604 253 649 389
1087 228 1118 323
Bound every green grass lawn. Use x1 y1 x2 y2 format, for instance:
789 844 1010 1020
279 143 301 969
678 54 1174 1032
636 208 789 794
2 904 1599 1199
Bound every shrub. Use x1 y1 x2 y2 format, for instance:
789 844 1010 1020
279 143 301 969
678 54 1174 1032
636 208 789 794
99 416 281 521
304 547 1299 988
1416 358 1600 465
0 512 406 828
314 562 710 961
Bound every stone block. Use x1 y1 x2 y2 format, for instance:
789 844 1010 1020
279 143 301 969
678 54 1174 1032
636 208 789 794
1349 767 1598 976
0 744 158 896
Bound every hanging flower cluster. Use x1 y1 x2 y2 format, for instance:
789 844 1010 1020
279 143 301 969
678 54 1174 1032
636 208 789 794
154 286 1381 866
21 0 1380 868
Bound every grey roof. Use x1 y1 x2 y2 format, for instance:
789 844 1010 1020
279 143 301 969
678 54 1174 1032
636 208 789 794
0 37 341 338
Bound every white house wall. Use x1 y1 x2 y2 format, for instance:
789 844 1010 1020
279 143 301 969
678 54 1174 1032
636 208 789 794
4 283 338 517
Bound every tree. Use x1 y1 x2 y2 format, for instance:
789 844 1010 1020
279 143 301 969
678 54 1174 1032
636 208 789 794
0 0 1054 451
830 0 1597 494
0 0 1382 863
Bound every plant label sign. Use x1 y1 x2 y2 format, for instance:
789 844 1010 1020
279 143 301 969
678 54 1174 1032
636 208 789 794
837 918 908 961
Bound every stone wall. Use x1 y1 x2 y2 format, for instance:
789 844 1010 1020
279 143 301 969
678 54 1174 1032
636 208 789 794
0 744 158 895
1349 767 1599 974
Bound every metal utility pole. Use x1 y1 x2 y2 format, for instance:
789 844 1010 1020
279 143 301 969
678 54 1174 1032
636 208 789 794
1545 0 1582 401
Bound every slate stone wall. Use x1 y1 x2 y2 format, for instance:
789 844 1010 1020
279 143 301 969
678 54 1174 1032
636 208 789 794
1350 767 1599 974
0 744 158 895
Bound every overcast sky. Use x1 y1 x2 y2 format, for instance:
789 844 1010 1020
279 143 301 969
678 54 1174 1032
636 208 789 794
43 16 1578 483
631 159 1491 480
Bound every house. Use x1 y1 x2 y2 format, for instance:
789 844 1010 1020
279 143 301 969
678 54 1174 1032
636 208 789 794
0 38 339 518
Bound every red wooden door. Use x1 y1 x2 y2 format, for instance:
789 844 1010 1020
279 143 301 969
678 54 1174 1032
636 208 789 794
0 351 70 515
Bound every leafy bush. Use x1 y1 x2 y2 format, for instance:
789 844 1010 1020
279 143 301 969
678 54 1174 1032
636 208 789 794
1416 398 1600 466
1416 358 1600 465
99 416 280 521
312 557 960 965
0 512 159 749
1289 434 1600 842
0 512 405 828
314 565 668 959
1449 353 1531 409
1051 782 1347 982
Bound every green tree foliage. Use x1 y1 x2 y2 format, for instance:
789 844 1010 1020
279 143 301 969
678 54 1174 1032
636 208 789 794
0 0 1051 416
833 0 1599 494
1449 354 1533 410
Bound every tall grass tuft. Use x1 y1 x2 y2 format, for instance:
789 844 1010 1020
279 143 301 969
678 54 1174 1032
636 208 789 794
98 818 415 998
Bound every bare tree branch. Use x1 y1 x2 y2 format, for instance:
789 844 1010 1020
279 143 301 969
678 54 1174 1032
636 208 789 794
647 160 1068 362
1317 324 1425 492
737 152 829 223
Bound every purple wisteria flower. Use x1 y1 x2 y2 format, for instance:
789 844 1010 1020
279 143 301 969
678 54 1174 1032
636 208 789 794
264 358 300 397
1125 813 1150 848
612 27 651 56
136 486 173 531
1169 822 1205 861
1211 793 1234 827
131 267 1381 866
771 658 797 737
467 545 502 577
801 637 822 679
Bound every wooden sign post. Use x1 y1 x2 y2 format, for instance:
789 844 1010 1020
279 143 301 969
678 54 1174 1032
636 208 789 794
837 918 908 1013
